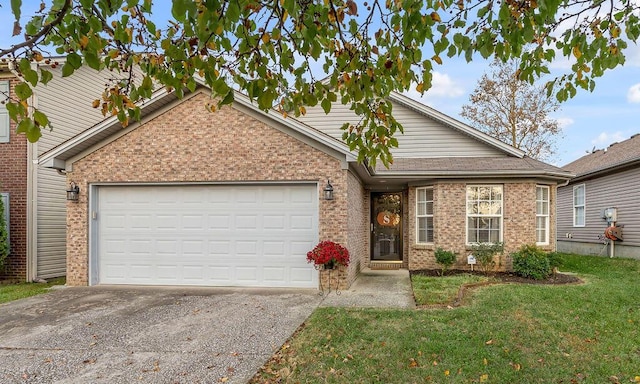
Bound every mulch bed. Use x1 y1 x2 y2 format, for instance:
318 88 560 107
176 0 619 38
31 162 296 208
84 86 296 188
411 269 582 285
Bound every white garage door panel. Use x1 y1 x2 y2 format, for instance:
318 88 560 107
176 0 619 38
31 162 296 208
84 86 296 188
97 185 318 287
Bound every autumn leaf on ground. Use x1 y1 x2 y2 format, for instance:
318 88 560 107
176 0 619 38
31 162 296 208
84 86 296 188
409 358 419 368
509 362 521 371
485 339 493 345
480 373 489 382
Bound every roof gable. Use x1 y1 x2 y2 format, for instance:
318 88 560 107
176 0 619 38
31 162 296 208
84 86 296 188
295 91 525 159
38 87 354 171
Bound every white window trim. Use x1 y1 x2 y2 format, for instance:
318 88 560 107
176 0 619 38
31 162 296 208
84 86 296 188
416 186 434 244
573 184 586 227
466 185 503 245
536 185 550 245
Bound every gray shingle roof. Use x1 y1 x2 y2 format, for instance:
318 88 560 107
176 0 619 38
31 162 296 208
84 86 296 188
375 156 569 175
563 133 640 176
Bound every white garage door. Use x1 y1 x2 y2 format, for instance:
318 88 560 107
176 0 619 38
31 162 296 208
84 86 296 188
95 184 319 287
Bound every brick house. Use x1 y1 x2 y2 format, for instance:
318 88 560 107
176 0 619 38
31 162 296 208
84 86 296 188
40 83 572 289
0 66 28 280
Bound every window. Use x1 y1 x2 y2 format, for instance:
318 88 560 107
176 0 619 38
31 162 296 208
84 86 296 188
573 184 585 227
416 187 433 243
466 185 503 243
0 80 9 143
536 186 550 245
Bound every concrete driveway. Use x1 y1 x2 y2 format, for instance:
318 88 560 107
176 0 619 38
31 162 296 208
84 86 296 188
0 286 322 384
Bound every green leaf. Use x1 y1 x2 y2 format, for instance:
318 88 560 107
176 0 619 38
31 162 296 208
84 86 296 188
40 69 53 85
5 102 23 120
61 63 75 77
171 0 188 22
321 98 331 114
33 110 49 128
14 82 32 100
220 90 234 106
67 53 82 69
11 0 21 21
22 68 38 87
84 52 101 70
17 118 42 142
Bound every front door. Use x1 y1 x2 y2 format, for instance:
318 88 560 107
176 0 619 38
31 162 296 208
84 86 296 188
371 192 402 261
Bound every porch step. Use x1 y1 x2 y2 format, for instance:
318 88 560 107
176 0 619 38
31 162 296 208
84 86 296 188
370 261 402 270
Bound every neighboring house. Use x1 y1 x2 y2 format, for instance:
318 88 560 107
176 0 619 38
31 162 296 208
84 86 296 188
0 61 138 281
557 134 640 259
39 82 572 290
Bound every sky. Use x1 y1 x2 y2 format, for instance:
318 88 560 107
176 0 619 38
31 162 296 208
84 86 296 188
1 3 638 167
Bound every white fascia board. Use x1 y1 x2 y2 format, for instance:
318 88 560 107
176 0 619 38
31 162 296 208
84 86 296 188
389 92 526 158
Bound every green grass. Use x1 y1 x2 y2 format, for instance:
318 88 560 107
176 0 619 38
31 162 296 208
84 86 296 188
412 273 490 306
0 277 66 304
251 254 640 383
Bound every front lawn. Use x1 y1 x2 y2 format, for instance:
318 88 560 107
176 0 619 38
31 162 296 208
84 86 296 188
251 254 640 383
0 277 66 304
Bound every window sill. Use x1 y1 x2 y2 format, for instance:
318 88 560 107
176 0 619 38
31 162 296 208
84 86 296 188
413 243 434 250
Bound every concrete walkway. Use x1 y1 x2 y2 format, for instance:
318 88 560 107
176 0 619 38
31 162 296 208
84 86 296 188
319 268 415 309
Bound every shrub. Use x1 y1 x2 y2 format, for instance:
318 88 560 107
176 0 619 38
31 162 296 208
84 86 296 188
0 197 8 271
546 251 564 277
434 248 457 275
471 242 504 274
512 245 551 280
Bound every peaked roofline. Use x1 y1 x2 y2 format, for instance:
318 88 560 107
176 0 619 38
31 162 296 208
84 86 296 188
388 92 526 158
38 85 356 170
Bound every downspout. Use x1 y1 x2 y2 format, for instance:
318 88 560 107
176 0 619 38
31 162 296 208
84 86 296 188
26 143 38 281
555 177 572 254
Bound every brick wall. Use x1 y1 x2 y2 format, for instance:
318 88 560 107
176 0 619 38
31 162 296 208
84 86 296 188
407 181 558 272
66 91 352 288
342 171 368 286
0 77 28 280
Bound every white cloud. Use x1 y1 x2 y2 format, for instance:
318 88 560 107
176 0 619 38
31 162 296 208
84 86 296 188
591 131 626 146
556 117 575 129
627 83 640 103
404 71 466 103
425 72 465 98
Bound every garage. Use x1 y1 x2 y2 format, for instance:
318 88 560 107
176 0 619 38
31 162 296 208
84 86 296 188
92 184 319 288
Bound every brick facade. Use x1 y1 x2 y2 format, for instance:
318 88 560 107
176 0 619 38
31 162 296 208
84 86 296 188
407 181 558 271
66 91 358 288
0 76 28 281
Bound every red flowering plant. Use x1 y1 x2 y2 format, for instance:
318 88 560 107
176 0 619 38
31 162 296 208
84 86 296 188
306 241 350 269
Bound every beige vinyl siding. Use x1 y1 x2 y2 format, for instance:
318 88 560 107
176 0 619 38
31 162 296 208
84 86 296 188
557 165 640 247
298 101 505 158
35 168 67 278
35 66 119 155
34 65 124 278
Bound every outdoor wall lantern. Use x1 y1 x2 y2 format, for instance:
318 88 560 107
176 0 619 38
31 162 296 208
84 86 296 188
66 181 80 202
323 179 334 200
